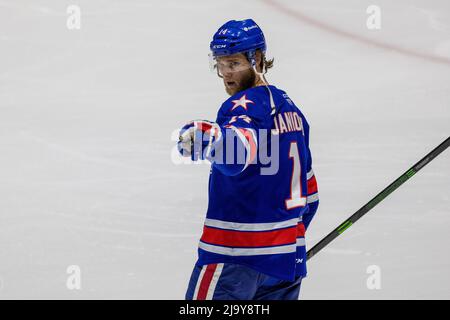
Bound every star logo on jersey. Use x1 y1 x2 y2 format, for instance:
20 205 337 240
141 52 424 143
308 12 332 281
230 94 254 112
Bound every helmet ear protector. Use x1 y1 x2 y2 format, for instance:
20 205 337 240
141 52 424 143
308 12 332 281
245 50 268 75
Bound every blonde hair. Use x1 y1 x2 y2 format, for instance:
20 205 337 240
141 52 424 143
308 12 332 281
264 56 274 70
257 49 274 73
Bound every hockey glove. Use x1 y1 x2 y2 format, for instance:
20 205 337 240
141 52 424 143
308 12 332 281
177 120 222 161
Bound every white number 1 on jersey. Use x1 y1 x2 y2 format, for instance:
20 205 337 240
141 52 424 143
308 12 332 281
285 142 307 209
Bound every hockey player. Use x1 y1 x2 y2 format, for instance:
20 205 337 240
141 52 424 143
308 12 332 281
178 19 319 300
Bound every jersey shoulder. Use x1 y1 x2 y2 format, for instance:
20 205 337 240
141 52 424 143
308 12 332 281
217 86 274 128
273 87 309 124
220 86 272 117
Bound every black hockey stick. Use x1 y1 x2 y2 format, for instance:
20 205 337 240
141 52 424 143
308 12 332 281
306 136 450 261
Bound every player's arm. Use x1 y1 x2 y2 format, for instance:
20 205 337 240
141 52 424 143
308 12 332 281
177 114 259 176
210 114 258 176
302 119 319 230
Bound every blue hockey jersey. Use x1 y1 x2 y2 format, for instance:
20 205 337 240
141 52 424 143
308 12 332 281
196 85 319 281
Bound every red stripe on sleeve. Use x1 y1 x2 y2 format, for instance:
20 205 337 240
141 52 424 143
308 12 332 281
237 128 257 164
307 175 318 194
297 222 306 237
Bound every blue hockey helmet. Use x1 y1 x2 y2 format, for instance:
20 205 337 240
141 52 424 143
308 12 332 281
210 19 266 65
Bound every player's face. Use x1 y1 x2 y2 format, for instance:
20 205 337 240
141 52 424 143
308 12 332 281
216 54 256 96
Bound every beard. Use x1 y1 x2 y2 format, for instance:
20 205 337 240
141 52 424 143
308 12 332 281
224 68 256 96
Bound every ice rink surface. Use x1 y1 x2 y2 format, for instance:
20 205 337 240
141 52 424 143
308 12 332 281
0 0 449 299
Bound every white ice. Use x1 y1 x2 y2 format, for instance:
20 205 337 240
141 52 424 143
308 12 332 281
0 0 449 299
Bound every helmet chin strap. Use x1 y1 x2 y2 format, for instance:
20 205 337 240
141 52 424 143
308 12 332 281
250 60 276 116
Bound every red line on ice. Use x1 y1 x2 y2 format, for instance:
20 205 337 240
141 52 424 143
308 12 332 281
262 0 450 66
